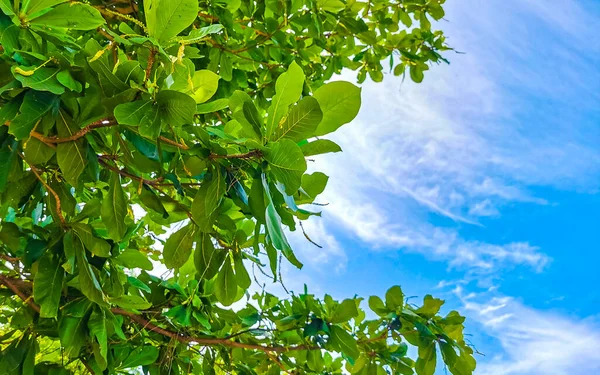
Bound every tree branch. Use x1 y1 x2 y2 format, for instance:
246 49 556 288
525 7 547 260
17 152 67 228
158 135 190 150
0 275 40 313
0 276 317 354
30 119 118 144
209 149 263 160
98 157 202 187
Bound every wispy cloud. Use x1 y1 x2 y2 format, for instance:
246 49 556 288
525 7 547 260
455 286 600 375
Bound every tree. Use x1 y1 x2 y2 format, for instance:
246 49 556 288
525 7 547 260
0 0 476 374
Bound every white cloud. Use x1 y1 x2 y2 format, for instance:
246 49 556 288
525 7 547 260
287 217 347 273
455 287 600 375
292 0 600 282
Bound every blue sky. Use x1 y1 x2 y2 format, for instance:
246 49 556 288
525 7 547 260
274 1 600 374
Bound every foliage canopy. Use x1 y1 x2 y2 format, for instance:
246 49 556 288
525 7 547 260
0 0 476 374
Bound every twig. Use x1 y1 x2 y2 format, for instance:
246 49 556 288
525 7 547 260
17 152 67 228
30 119 117 144
209 150 262 160
145 48 157 81
0 275 40 313
158 136 189 150
112 308 314 353
98 158 202 188
299 221 322 248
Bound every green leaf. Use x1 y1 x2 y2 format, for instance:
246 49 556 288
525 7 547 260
56 110 87 186
101 173 128 241
28 3 105 30
242 100 263 137
329 325 359 360
314 81 361 136
22 0 68 16
12 66 65 94
264 139 307 195
9 91 58 140
114 100 154 126
194 233 226 280
266 61 305 138
24 136 55 164
330 299 359 324
144 0 198 43
57 70 82 92
121 346 159 368
300 139 342 156
156 90 196 126
197 98 229 114
72 233 107 306
0 138 18 193
59 315 90 358
88 307 108 370
72 223 111 258
215 256 238 306
115 250 153 271
229 90 251 112
205 168 226 215
233 253 251 290
416 342 436 375
0 95 22 126
271 96 323 142
385 285 404 310
368 296 389 317
220 53 233 81
33 252 64 318
317 0 345 13
417 295 444 317
163 223 195 268
192 70 220 104
84 39 129 97
191 181 219 232
139 184 169 218
262 174 303 269
410 65 424 83
127 276 152 293
178 24 224 43
109 295 152 310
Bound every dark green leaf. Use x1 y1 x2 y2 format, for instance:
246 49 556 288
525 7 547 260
144 0 199 43
101 173 128 241
331 299 359 324
329 325 359 360
194 233 226 280
56 110 87 186
163 223 195 268
264 139 307 195
33 252 64 318
28 3 105 30
215 256 238 306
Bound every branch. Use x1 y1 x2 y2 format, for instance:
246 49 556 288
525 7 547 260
0 276 317 354
30 119 118 144
0 275 40 313
158 135 189 150
209 149 263 160
98 157 202 187
145 48 157 81
112 308 313 353
17 152 67 228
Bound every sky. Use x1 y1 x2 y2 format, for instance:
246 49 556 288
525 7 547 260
271 1 600 374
